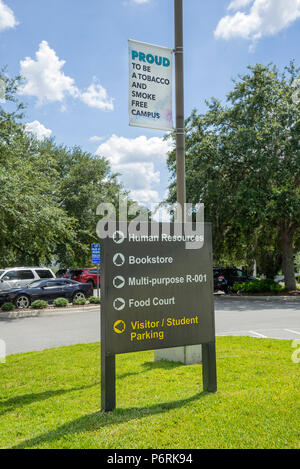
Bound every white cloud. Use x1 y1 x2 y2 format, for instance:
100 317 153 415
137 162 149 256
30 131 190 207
25 121 52 140
96 134 171 165
0 78 5 102
215 0 300 45
89 136 105 142
96 135 173 206
114 161 160 188
20 41 79 105
228 0 252 10
0 0 18 32
20 41 114 111
81 79 114 111
131 189 160 206
124 0 150 6
131 0 150 4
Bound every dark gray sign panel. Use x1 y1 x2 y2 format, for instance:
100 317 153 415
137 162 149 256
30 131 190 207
101 223 215 355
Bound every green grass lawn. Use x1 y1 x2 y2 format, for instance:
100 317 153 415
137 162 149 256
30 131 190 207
0 337 299 449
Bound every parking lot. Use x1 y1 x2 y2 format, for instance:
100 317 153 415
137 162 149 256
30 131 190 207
214 297 300 340
0 297 299 356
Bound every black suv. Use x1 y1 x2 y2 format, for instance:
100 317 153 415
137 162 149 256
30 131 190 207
214 267 256 293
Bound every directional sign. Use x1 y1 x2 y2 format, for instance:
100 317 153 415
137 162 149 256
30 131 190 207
101 223 215 355
113 298 126 311
113 253 125 267
92 244 101 265
113 320 126 334
113 276 126 289
113 231 125 244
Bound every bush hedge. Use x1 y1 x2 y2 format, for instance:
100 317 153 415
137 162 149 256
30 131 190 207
53 298 69 308
89 296 100 304
232 279 284 294
31 300 48 310
1 302 15 312
72 298 86 306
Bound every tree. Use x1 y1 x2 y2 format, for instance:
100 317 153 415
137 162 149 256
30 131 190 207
166 63 300 290
37 140 126 267
0 69 128 268
0 70 77 266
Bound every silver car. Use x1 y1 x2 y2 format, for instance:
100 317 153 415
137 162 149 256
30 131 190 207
0 267 55 292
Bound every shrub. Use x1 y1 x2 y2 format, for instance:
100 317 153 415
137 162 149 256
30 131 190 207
1 302 15 312
89 296 100 304
270 282 284 293
232 279 285 294
73 298 86 306
31 300 48 310
232 283 244 293
53 298 69 308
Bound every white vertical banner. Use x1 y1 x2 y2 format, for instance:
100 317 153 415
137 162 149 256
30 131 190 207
129 40 173 131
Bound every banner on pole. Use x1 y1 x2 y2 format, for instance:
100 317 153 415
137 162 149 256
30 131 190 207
129 40 173 131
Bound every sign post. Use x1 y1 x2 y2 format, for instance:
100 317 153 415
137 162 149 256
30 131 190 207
100 1 217 412
92 244 101 298
97 265 100 299
101 224 217 411
156 0 199 365
174 0 186 214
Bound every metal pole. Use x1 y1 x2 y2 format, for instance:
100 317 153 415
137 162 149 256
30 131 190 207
100 244 116 412
202 342 217 393
101 352 116 412
157 0 188 366
97 264 100 298
174 0 186 221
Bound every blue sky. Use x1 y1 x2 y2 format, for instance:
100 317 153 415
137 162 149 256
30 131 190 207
1 0 300 207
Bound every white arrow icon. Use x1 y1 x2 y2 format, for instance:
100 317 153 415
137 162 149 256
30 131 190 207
113 298 126 311
113 231 125 244
113 253 125 267
113 276 125 289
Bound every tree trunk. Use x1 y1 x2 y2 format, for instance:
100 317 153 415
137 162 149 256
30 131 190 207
281 223 296 291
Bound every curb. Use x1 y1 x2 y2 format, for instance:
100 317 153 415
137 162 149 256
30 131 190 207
0 305 100 320
214 295 300 302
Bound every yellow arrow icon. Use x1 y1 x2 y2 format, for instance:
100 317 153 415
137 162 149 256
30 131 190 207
113 320 126 334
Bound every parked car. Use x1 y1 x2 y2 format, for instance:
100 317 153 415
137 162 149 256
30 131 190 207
56 269 67 278
0 267 55 293
56 268 100 288
214 267 256 293
0 278 93 309
274 273 300 283
213 270 229 293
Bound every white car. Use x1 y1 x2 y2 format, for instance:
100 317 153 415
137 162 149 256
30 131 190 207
274 273 300 283
0 267 55 292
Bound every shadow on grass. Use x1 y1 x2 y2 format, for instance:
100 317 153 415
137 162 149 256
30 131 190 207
117 360 184 381
142 361 185 370
0 383 99 417
2 361 185 418
12 391 208 449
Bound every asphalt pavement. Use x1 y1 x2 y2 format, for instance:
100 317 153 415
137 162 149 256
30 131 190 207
214 296 300 340
0 297 299 356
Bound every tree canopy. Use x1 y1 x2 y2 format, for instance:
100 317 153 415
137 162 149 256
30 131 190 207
166 63 300 290
0 69 127 268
